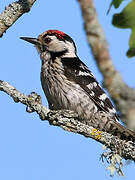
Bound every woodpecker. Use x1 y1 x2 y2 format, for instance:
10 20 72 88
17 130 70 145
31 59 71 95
20 30 135 141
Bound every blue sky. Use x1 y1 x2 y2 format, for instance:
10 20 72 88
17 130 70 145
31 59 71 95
0 0 134 179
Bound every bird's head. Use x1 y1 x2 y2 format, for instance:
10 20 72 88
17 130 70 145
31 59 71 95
20 30 77 57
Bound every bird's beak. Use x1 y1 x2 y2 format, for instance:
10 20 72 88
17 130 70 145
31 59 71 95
20 37 41 46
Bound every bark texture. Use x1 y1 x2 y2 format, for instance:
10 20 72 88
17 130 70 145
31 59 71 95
0 80 135 162
0 0 135 175
0 0 36 37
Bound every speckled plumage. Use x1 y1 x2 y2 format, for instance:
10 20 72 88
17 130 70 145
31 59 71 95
21 30 135 141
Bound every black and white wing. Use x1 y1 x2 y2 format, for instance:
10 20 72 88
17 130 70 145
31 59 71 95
61 57 119 121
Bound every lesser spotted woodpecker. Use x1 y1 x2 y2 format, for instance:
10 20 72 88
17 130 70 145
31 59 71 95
21 30 135 141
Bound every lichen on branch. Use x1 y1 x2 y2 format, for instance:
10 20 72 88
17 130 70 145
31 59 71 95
0 80 135 165
0 0 37 37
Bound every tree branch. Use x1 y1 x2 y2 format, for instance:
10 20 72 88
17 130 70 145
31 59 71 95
0 80 135 163
0 0 135 175
0 0 36 37
78 0 135 130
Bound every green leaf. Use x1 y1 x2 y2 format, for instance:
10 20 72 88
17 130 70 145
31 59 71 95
107 0 124 14
111 0 124 8
112 0 135 57
127 29 135 57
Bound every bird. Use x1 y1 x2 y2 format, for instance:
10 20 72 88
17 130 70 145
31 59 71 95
20 30 135 141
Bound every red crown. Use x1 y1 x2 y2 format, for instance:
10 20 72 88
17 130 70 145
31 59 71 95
46 30 66 40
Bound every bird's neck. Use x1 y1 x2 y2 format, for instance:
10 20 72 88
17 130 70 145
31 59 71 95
50 49 77 59
40 50 77 65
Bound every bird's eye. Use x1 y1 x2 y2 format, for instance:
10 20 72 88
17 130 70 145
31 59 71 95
44 37 52 44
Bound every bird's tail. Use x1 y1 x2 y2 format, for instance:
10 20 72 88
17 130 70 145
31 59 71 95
105 120 135 142
84 111 135 142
